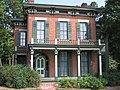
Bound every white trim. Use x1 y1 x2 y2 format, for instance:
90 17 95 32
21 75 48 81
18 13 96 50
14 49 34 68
19 29 27 31
99 50 102 76
58 18 70 21
55 54 58 77
78 54 81 77
78 19 89 23
31 54 33 70
16 53 27 55
32 47 99 50
35 17 47 20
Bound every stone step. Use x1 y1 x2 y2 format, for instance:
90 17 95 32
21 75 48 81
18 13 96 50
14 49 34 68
37 82 56 90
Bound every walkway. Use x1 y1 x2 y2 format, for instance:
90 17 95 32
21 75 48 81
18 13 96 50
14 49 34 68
37 82 56 90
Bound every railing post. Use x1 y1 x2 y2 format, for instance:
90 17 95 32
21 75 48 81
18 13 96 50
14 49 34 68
55 38 57 45
98 39 101 45
30 48 34 70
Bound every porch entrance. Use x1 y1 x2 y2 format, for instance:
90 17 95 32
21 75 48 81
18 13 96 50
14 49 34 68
36 56 45 77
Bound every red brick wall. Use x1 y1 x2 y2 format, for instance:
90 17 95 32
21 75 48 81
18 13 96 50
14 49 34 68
27 14 96 44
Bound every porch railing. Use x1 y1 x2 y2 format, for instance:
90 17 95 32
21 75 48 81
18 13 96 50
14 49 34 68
31 38 98 46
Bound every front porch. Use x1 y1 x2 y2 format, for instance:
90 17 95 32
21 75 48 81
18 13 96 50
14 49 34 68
29 39 104 79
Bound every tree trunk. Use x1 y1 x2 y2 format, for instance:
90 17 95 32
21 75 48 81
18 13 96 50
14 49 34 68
0 58 2 67
12 54 14 65
9 58 11 65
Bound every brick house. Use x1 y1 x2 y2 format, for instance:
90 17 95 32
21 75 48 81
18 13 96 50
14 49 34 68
12 0 105 80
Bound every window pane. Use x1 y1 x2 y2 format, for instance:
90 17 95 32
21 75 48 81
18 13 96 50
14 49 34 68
20 32 26 46
81 52 88 76
59 52 68 76
60 22 68 40
77 22 88 40
37 21 45 43
37 59 40 68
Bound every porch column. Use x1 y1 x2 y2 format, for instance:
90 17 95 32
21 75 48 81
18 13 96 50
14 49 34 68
55 49 58 77
99 50 102 76
77 49 81 77
30 48 34 70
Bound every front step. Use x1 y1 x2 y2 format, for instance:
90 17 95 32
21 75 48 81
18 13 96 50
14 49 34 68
37 82 56 90
41 77 55 82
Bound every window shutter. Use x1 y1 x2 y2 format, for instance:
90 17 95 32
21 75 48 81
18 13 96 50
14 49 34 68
76 22 80 40
56 21 60 39
88 22 91 39
32 20 37 44
25 31 27 46
68 22 72 40
16 31 20 46
45 21 49 42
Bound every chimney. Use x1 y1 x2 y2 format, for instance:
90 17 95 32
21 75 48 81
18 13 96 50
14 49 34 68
81 3 87 7
27 0 34 3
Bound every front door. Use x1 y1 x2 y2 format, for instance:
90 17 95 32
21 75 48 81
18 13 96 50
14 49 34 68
36 56 45 77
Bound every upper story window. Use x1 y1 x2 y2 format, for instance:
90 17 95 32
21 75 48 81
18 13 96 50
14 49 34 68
80 22 88 40
37 21 45 43
56 21 72 40
76 22 91 40
20 32 26 46
60 22 68 40
32 20 49 44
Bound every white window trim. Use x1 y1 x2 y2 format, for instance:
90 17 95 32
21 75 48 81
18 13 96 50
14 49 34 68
58 18 70 21
78 19 89 23
35 17 47 20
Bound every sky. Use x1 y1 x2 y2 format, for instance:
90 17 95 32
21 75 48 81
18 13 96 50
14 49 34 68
35 0 105 7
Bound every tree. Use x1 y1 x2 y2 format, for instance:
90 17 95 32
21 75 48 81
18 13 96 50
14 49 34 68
0 0 23 66
99 0 120 69
1 0 23 28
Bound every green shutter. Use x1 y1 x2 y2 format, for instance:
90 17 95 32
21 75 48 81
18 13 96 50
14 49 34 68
25 31 27 46
45 21 49 42
76 22 80 40
17 31 20 46
88 22 91 39
56 21 60 39
68 22 72 40
32 20 37 44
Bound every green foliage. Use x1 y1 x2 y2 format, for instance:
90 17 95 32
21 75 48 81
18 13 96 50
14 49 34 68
109 56 119 70
79 76 104 90
99 0 120 63
58 76 107 89
103 69 120 86
58 77 77 88
0 65 40 88
0 27 14 65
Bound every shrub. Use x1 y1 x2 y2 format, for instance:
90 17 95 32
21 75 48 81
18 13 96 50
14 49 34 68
79 76 104 90
103 69 120 86
58 76 107 90
0 65 40 88
58 77 77 88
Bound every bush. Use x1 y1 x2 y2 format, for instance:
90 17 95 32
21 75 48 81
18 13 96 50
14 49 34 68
79 76 104 90
103 69 120 86
58 76 107 90
0 65 40 88
58 77 77 88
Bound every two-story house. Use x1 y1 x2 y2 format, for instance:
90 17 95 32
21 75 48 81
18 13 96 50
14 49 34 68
12 0 104 81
